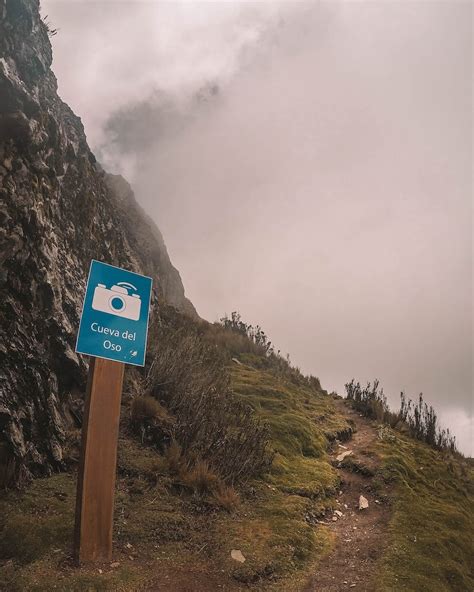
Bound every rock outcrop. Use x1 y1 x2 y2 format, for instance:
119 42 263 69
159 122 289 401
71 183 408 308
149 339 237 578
0 0 196 485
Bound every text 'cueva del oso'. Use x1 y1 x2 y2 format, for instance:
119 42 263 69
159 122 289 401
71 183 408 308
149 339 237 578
90 322 137 341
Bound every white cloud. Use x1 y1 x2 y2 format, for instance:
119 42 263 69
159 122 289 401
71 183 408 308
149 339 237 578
43 0 472 454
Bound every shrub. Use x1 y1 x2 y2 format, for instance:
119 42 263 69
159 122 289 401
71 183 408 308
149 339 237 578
164 439 184 475
130 396 162 423
213 484 240 512
204 324 266 358
130 395 175 447
144 307 274 484
208 312 324 391
219 312 274 356
41 15 58 37
345 379 457 453
182 459 219 495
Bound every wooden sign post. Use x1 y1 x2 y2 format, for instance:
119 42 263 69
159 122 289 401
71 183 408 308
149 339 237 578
74 261 152 563
74 358 124 562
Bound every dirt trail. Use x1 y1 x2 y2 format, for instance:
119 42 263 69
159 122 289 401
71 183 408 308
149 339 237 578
141 401 391 592
304 401 391 592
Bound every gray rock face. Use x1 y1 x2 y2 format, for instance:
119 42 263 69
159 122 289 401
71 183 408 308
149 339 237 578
0 0 196 485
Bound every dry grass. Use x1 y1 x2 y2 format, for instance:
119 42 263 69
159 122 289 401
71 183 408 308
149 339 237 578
164 439 185 475
182 459 219 495
130 395 162 423
145 307 273 483
213 484 240 512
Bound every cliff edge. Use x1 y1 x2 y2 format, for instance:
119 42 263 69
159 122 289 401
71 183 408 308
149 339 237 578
0 0 196 485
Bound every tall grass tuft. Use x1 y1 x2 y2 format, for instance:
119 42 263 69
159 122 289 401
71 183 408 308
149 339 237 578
213 483 240 512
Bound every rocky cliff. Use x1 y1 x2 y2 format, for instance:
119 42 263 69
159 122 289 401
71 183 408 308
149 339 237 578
0 0 196 485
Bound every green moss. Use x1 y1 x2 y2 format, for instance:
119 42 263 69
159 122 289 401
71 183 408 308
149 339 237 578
231 365 349 455
206 364 350 584
231 364 348 499
0 474 75 564
231 363 472 591
375 435 474 592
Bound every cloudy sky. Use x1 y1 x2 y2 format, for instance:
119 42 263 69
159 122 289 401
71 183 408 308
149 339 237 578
42 1 472 454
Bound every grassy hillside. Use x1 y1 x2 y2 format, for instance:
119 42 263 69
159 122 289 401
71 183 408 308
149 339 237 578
0 347 353 591
0 316 472 591
374 429 473 591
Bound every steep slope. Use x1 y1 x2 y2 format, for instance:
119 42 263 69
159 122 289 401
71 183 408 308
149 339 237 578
0 353 471 591
0 356 353 591
0 0 196 485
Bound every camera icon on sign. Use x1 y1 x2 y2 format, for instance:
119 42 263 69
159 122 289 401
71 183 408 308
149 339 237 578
92 282 141 321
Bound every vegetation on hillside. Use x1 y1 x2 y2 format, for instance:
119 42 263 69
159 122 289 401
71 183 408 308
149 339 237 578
345 379 457 452
0 310 353 591
373 426 473 591
213 311 323 391
0 310 471 591
126 306 273 486
344 379 473 590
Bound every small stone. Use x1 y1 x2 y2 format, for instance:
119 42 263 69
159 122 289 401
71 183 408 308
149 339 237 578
231 549 246 563
125 542 133 549
336 450 353 462
350 585 357 588
110 562 120 568
332 516 338 521
375 499 380 504
359 495 369 510
98 569 103 574
334 510 343 517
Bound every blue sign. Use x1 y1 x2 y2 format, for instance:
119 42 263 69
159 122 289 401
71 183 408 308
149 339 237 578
76 260 153 366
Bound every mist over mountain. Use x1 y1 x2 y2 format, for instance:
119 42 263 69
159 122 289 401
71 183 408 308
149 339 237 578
0 3 472 591
44 0 472 454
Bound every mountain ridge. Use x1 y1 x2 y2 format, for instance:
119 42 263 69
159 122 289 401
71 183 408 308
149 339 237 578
0 0 196 485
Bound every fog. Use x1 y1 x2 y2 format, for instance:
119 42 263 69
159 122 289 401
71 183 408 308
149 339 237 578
43 1 472 455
